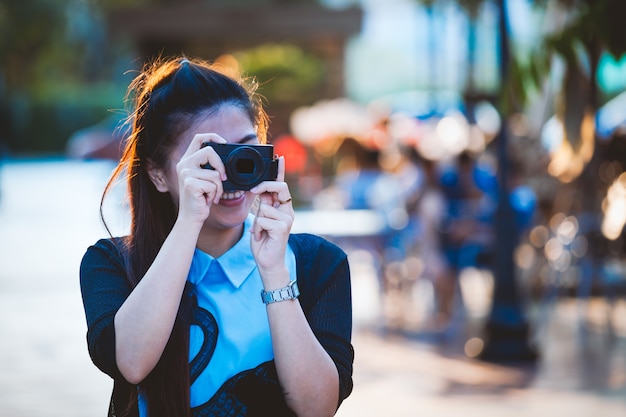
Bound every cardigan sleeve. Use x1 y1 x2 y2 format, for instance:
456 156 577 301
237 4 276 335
288 233 354 408
79 238 132 381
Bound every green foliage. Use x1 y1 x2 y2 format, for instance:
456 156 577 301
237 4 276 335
545 0 626 62
6 102 111 154
456 0 484 17
0 0 131 153
502 47 551 114
5 82 125 153
538 0 626 118
234 44 325 105
414 0 626 112
0 0 66 92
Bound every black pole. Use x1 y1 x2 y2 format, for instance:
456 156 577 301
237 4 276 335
478 0 538 363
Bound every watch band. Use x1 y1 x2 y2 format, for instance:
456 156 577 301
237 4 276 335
260 280 300 304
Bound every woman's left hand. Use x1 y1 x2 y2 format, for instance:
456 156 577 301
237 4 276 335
250 156 294 278
252 158 341 417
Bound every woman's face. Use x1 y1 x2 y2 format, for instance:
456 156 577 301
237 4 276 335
163 104 259 231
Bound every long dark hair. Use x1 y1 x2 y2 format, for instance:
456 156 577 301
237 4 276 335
100 57 268 417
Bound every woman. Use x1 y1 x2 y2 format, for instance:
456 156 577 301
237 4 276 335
79 57 354 417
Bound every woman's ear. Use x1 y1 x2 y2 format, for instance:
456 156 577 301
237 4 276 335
147 162 169 193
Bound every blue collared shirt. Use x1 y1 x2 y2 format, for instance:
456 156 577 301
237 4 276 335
139 213 297 414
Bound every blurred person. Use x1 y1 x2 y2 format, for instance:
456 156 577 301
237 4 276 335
440 151 497 273
332 137 383 210
436 151 497 329
403 148 453 326
79 57 353 417
312 137 389 270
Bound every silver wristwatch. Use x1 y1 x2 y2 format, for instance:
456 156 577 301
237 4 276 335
260 280 300 304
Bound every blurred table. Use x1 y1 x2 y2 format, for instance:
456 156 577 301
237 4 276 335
292 209 387 237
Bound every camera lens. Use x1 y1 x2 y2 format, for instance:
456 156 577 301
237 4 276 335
235 158 255 174
225 146 265 188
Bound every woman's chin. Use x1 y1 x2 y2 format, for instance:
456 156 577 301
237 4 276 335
211 192 253 224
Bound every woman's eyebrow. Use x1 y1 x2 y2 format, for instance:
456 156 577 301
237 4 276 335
236 134 259 144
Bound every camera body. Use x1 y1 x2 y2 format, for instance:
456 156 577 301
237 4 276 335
201 142 278 191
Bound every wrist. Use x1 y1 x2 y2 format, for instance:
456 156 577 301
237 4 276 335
258 266 290 291
261 279 299 304
171 216 204 243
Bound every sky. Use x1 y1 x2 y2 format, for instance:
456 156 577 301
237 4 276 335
339 0 624 112
342 0 508 110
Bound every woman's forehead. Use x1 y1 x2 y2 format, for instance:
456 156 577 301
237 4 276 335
189 106 255 139
170 106 257 158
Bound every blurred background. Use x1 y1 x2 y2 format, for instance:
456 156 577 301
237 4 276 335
1 0 626 416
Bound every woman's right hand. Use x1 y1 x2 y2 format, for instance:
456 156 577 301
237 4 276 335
175 133 228 226
115 132 229 383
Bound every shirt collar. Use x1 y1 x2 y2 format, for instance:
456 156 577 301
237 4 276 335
189 214 257 289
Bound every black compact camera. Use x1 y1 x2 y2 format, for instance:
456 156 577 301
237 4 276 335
201 142 278 191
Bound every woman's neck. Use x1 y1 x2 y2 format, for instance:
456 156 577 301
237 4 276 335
196 223 244 258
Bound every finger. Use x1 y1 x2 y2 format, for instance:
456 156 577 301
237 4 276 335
182 177 218 206
254 201 278 238
180 167 224 204
250 180 291 203
182 133 226 160
257 202 294 224
195 146 227 181
252 205 265 241
252 212 291 238
182 176 215 196
182 133 228 181
198 167 225 204
178 148 225 182
276 155 285 182
258 190 274 209
250 156 292 208
254 204 293 242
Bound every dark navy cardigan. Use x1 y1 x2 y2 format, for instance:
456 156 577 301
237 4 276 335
80 233 354 416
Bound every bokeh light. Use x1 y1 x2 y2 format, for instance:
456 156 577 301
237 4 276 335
473 101 501 138
529 225 550 248
464 337 485 358
514 243 536 270
601 172 626 240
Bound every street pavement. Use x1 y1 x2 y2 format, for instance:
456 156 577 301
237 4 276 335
1 158 625 417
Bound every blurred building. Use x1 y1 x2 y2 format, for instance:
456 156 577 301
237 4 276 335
106 0 363 135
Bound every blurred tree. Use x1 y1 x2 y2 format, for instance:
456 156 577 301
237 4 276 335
482 0 539 363
414 0 626 135
457 0 486 96
418 0 488 97
104 0 360 137
412 0 537 363
0 0 65 95
0 0 145 153
234 44 325 105
413 0 626 362
1 0 358 153
504 0 626 158
0 0 66 152
537 0 626 301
